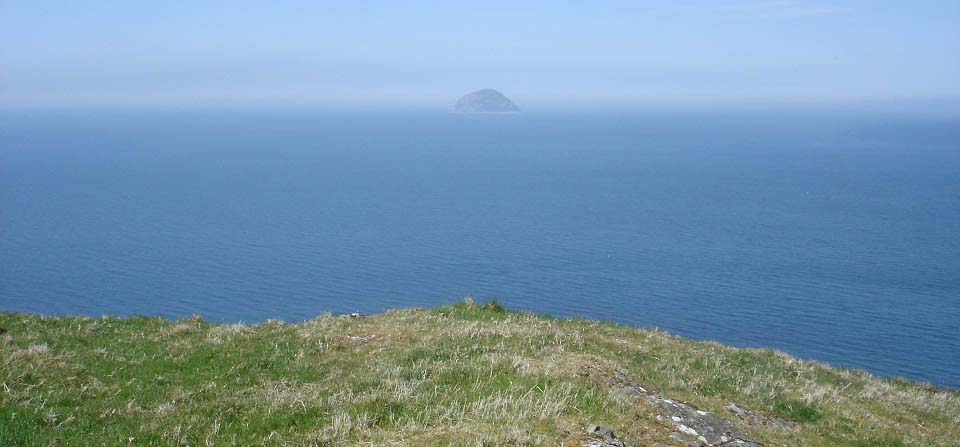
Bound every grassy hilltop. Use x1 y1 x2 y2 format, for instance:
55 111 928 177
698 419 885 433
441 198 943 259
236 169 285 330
2 299 958 446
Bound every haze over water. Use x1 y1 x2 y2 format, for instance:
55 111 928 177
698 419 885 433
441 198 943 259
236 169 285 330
1 107 958 388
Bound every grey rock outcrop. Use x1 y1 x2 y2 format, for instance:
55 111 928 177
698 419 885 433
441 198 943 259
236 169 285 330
582 425 630 447
607 371 764 447
726 403 794 430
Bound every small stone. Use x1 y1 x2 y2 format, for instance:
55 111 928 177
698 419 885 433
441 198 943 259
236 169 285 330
585 424 616 439
727 403 746 417
672 416 682 422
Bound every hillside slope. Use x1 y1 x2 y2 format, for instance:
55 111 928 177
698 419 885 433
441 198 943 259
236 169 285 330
2 300 957 446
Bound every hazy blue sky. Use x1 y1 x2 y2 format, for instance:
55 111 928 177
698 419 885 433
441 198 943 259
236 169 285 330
2 0 959 107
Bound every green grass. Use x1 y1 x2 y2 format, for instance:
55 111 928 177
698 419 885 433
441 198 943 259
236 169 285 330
1 299 958 446
773 399 823 422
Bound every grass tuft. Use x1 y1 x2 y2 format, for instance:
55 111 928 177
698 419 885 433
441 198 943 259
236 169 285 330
773 399 823 422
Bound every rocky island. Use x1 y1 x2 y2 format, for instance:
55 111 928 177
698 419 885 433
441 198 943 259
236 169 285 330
1 300 958 446
453 89 520 113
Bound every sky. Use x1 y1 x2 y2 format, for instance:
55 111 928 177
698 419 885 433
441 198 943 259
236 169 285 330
2 0 959 108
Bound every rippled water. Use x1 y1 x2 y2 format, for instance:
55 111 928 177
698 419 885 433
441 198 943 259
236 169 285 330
1 108 958 388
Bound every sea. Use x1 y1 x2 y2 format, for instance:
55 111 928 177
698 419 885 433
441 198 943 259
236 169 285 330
1 106 958 388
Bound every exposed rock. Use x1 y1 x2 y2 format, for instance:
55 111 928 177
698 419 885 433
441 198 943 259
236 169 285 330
586 425 617 439
726 403 794 430
669 431 702 447
582 439 630 447
607 371 764 447
453 89 520 113
582 424 630 447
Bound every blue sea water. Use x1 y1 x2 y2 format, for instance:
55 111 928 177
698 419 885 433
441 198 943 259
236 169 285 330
1 107 958 388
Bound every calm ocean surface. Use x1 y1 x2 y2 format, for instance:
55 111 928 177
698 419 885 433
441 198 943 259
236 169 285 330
1 107 958 388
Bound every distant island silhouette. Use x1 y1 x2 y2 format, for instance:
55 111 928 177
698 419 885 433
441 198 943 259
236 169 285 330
453 89 520 113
